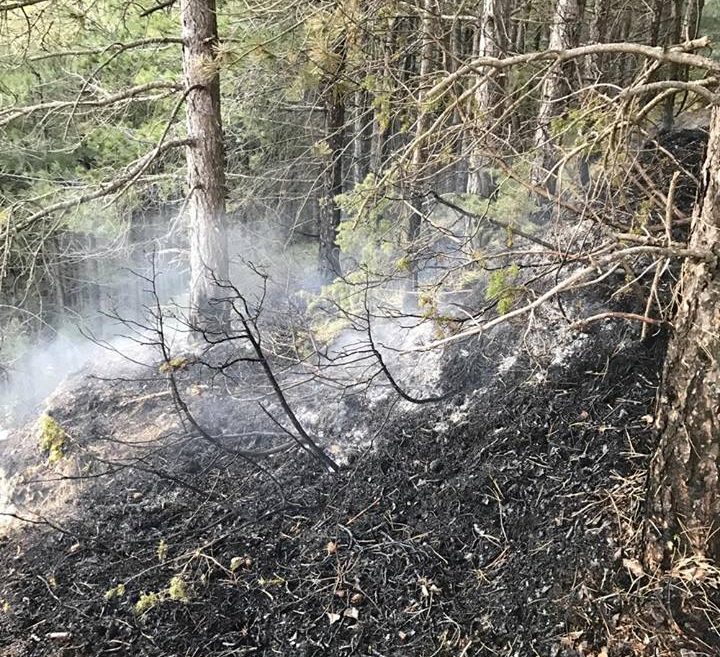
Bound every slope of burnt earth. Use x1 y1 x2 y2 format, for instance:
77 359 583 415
0 324 716 656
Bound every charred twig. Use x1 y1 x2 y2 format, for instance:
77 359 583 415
211 275 340 473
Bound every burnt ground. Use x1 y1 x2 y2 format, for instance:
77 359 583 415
0 319 718 657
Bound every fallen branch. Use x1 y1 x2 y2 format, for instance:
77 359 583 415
407 244 714 352
571 312 668 330
429 38 715 101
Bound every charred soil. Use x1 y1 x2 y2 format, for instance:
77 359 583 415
0 323 718 656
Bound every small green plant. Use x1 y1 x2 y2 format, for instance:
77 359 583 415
134 591 161 615
37 414 67 463
486 264 523 315
168 576 189 602
159 356 191 374
104 583 126 601
133 575 191 615
258 575 285 588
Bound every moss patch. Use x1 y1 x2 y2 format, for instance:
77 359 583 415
37 414 68 463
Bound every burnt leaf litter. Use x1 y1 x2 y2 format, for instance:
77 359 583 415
2 312 717 657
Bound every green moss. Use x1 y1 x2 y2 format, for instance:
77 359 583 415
168 576 189 602
38 414 67 463
134 591 160 615
104 583 126 601
159 356 191 374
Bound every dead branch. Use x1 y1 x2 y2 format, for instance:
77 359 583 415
571 312 668 330
429 38 716 101
0 81 181 126
22 37 184 62
0 0 49 10
408 244 715 352
139 0 177 16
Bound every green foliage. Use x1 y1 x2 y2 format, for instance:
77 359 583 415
134 591 161 615
168 576 189 602
0 0 182 256
159 357 192 374
133 576 190 615
312 317 352 345
104 583 126 601
485 264 522 315
37 414 67 463
452 258 486 290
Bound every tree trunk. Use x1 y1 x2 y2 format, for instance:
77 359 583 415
408 0 435 291
530 0 580 196
467 0 502 198
353 88 372 185
584 0 609 79
661 0 686 130
644 106 720 568
370 16 397 175
181 0 229 332
318 91 345 283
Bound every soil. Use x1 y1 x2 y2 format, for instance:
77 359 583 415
1 307 718 657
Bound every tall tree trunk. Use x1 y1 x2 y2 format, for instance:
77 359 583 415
467 0 502 198
181 0 229 332
644 106 720 568
353 88 372 185
370 16 398 175
408 0 435 291
318 91 345 283
584 0 609 79
530 0 580 196
661 0 686 130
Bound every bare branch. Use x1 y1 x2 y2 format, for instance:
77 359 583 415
0 0 50 10
429 38 716 101
0 81 181 127
139 0 177 16
409 245 715 352
21 37 184 62
571 312 668 330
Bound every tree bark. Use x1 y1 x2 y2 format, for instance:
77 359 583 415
370 16 397 175
353 87 372 185
530 0 580 196
467 0 502 198
318 91 345 283
584 0 609 79
181 0 229 332
408 0 435 291
644 106 720 567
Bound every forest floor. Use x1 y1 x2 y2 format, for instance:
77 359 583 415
0 313 719 657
